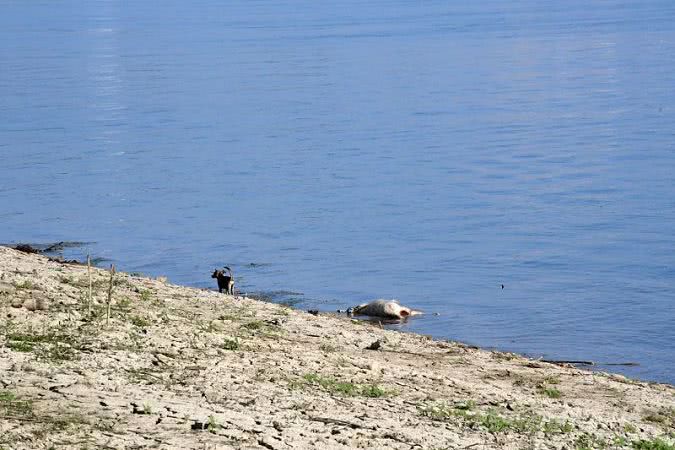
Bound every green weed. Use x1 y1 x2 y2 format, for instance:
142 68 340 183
298 373 395 398
207 415 222 434
539 386 562 399
0 390 33 417
5 331 80 362
632 438 675 450
221 337 240 351
130 315 151 328
644 407 675 430
319 343 340 353
13 280 33 290
419 401 572 436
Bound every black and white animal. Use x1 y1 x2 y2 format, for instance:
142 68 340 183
211 266 234 295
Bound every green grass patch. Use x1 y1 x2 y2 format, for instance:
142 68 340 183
0 390 33 417
221 337 240 351
130 315 151 328
239 320 282 339
644 407 675 430
419 401 573 436
207 415 222 434
241 320 265 331
625 423 639 434
5 331 80 362
13 280 33 290
539 386 562 399
297 373 395 398
632 438 675 450
319 342 340 353
574 432 609 450
139 289 152 302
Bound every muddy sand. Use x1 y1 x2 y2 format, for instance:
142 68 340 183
0 246 673 450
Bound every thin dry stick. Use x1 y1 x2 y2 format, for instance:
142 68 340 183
87 254 92 315
106 264 116 324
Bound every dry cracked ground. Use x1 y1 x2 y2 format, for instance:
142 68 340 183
0 246 673 450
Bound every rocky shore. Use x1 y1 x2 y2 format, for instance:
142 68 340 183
0 245 673 450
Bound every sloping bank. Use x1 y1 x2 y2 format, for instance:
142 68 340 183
0 246 673 450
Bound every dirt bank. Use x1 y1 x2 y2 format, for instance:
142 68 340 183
0 246 673 450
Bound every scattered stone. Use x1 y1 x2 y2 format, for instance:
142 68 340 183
266 318 286 326
22 296 49 311
307 309 319 315
366 340 382 351
258 435 282 450
14 244 41 254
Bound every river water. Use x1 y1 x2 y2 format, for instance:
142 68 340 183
1 1 674 383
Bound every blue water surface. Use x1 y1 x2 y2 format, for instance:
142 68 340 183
1 0 674 383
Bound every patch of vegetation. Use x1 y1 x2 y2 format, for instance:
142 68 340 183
319 342 340 353
5 330 80 362
221 337 240 351
491 351 516 361
632 438 675 450
130 315 151 328
625 423 638 434
218 313 241 321
296 373 395 398
197 320 223 333
218 307 256 322
239 320 282 339
117 296 133 313
543 419 574 435
543 375 561 384
539 386 562 399
0 390 33 417
32 411 91 438
207 415 222 434
241 320 265 331
644 407 675 430
13 280 33 290
276 307 292 316
474 410 514 433
418 401 573 436
57 275 76 285
139 289 152 302
360 384 389 398
574 432 610 450
7 340 34 353
614 436 629 447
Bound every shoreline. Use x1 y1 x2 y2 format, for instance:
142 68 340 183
5 242 656 385
0 245 673 449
